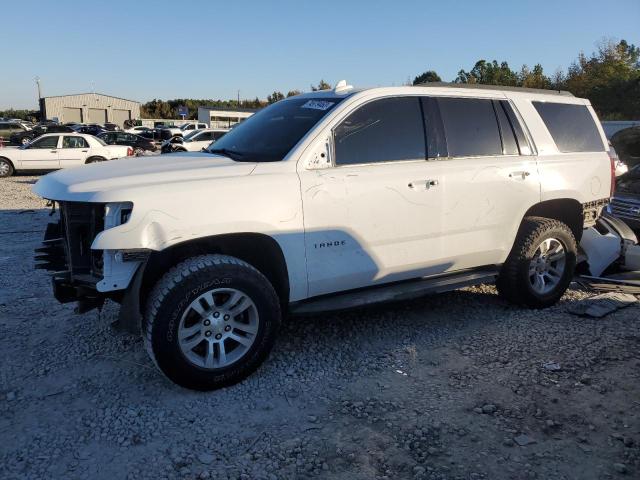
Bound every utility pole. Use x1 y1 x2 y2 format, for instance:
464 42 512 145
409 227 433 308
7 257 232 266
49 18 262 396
35 77 42 99
237 90 240 107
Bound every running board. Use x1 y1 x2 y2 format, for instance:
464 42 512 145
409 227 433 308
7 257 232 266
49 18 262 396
290 267 499 315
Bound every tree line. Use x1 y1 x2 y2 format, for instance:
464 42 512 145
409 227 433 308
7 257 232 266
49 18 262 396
413 39 639 120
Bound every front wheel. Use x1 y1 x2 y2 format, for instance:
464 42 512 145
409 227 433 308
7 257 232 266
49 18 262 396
144 254 281 390
497 217 577 308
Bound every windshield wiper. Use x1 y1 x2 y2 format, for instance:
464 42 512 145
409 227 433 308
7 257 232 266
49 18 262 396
207 148 245 160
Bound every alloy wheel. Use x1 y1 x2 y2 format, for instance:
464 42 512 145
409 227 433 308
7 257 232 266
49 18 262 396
528 238 566 294
177 288 259 369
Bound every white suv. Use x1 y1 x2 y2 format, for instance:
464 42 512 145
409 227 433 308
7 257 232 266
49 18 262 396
32 82 612 390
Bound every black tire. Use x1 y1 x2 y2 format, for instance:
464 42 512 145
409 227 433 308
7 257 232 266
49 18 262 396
144 254 281 391
134 147 144 156
20 137 30 146
497 216 577 308
0 157 14 178
85 156 106 164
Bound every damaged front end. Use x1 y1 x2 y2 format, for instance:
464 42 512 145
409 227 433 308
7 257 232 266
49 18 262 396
35 201 149 322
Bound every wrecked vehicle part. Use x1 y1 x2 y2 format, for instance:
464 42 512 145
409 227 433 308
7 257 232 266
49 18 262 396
567 292 638 318
579 212 639 275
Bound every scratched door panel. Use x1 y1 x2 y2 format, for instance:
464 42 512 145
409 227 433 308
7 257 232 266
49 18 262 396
299 160 449 297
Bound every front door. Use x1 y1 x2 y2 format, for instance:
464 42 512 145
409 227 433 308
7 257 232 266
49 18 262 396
299 96 449 297
18 135 60 169
58 136 90 168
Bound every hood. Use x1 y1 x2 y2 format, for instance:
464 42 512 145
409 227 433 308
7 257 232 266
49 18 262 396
33 152 257 202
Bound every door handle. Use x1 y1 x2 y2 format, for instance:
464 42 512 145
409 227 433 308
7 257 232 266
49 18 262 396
509 171 530 180
81 150 88 152
50 150 57 153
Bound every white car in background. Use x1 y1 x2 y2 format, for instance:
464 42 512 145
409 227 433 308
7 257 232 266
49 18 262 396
160 129 228 153
163 122 208 138
0 133 132 177
124 126 153 134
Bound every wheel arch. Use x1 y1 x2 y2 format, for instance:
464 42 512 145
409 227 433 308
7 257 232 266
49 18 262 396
522 198 583 242
85 156 106 164
0 156 15 169
139 232 290 314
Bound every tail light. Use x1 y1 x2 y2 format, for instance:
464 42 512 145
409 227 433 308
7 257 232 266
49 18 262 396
608 150 616 197
127 147 133 156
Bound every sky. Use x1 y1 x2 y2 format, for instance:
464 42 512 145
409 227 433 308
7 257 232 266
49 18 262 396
1 0 639 110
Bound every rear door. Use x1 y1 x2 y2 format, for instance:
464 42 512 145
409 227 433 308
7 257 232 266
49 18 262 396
435 96 540 267
18 135 60 169
189 131 215 151
59 136 90 168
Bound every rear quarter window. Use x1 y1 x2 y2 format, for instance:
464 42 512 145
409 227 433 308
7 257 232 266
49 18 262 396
532 102 604 153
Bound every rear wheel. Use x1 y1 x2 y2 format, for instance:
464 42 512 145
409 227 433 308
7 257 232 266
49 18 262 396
144 254 281 390
497 217 577 308
0 158 14 177
134 147 144 156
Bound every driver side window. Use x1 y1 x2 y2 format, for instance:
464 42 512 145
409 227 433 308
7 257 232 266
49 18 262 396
31 136 59 149
333 97 426 166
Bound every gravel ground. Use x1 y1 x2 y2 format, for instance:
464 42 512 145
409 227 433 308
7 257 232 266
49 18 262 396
1 174 639 480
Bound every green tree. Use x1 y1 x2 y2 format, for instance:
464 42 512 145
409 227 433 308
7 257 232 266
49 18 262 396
456 60 519 86
412 70 442 85
311 80 332 91
519 64 551 89
563 39 640 119
267 91 285 104
286 90 302 97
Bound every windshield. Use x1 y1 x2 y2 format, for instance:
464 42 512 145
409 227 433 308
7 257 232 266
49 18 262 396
183 130 200 141
206 97 343 162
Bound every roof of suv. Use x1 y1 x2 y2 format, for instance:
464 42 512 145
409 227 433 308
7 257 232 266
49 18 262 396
294 83 584 105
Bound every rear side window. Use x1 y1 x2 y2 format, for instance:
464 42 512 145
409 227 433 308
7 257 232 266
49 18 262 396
532 102 604 153
437 98 502 157
62 136 89 148
334 97 426 165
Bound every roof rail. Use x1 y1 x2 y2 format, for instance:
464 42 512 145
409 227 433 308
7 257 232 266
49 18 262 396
413 82 574 97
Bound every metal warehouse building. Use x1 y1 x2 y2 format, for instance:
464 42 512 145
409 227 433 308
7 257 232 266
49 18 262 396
39 93 141 127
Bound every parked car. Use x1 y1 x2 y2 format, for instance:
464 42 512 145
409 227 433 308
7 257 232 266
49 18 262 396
161 122 208 139
33 82 612 390
9 124 74 146
609 163 640 231
160 129 227 153
124 125 153 134
72 124 106 136
137 127 168 142
103 122 121 132
0 121 31 143
0 133 132 177
98 131 157 155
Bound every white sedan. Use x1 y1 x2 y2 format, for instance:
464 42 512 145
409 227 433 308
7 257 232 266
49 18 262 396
0 133 132 177
160 129 228 153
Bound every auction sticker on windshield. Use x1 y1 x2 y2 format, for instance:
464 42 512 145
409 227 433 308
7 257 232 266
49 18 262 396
301 100 335 111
